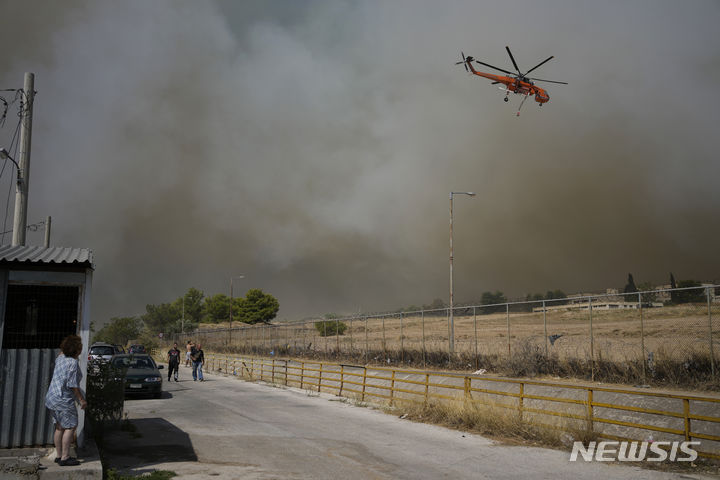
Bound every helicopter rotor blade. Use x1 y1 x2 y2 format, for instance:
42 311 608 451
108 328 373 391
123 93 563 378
505 46 521 74
455 52 469 72
474 60 515 76
524 56 554 76
528 77 568 85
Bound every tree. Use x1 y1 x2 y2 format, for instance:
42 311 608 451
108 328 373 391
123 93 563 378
173 287 204 325
623 273 638 299
93 316 142 346
141 303 179 334
545 289 568 305
638 282 657 303
670 272 678 303
675 279 704 304
481 291 507 313
236 289 279 324
203 294 231 323
422 298 446 311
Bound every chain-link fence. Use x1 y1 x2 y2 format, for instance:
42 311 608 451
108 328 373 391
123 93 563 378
170 285 719 386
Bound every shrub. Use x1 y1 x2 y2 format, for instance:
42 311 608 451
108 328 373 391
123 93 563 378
86 361 126 442
314 320 347 337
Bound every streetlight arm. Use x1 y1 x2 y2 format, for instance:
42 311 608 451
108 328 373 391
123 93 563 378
0 148 21 171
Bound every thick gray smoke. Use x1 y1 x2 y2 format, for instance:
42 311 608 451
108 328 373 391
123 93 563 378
0 0 718 323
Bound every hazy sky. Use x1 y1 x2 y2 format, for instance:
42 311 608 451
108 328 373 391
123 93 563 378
0 0 718 323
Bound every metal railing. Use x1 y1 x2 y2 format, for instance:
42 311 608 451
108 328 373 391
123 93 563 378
205 353 720 460
177 285 719 385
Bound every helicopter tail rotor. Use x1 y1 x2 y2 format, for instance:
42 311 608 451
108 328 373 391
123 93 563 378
455 52 472 72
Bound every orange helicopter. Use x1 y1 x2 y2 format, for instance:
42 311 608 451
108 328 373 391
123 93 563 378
456 46 567 116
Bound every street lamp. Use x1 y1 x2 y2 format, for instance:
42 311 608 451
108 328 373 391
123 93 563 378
0 148 22 185
229 275 245 343
449 191 476 354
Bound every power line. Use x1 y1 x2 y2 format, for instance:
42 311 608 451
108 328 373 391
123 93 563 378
0 116 22 244
0 219 47 235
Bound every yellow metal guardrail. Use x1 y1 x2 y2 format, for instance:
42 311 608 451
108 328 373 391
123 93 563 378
205 353 720 460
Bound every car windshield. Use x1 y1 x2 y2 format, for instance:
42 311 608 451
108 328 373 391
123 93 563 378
90 346 114 355
112 357 155 369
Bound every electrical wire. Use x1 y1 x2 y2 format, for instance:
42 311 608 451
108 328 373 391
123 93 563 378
0 116 22 244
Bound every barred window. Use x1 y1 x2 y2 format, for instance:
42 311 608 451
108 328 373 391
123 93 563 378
2 285 79 349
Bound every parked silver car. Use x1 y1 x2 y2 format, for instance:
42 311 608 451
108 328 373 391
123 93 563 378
88 342 116 363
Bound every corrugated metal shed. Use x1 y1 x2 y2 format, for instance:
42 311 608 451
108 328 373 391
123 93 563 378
0 245 93 267
0 245 94 448
0 349 56 447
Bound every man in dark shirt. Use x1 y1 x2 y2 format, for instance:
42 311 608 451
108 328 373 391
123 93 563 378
191 343 205 381
167 343 181 382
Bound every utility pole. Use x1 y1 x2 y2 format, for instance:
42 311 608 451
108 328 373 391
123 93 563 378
12 73 35 247
43 215 51 247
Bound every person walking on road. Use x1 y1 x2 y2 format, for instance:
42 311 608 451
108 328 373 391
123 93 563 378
167 342 181 382
185 341 193 367
45 335 87 467
191 343 205 381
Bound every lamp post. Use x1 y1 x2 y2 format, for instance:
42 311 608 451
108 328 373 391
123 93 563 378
449 191 475 354
229 275 245 344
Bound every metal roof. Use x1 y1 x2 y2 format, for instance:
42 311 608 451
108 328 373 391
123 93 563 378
0 244 93 267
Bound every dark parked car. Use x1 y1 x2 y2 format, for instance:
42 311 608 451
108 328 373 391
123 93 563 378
113 344 125 354
89 342 116 363
111 354 163 398
128 344 146 354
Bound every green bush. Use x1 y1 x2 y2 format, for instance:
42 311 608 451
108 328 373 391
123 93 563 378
314 320 347 337
86 361 126 442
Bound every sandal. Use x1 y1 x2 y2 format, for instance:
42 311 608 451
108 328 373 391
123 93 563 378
59 457 80 466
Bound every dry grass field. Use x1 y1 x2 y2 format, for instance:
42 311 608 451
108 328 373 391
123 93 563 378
188 302 719 388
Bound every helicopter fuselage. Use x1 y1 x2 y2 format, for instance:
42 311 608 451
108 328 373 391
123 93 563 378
467 66 550 104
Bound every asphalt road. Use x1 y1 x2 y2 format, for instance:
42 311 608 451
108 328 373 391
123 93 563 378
100 364 709 479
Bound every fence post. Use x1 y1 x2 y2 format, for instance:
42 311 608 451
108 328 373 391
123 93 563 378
300 362 305 389
506 304 511 360
639 292 646 383
683 398 691 442
364 316 369 362
473 307 478 371
464 377 471 402
587 389 594 432
336 318 340 354
349 318 354 355
284 359 288 385
382 316 386 354
390 370 396 406
400 312 404 365
543 300 548 358
318 363 323 392
422 310 426 369
446 308 451 362
339 365 345 396
589 298 595 381
271 359 276 383
361 366 367 401
424 373 430 406
708 287 716 378
518 383 524 421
